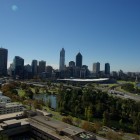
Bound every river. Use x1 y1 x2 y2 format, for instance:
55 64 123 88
137 83 140 87
33 93 57 109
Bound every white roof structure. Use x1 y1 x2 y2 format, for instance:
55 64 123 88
58 78 109 82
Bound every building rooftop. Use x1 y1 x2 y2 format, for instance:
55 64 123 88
0 112 24 122
3 118 29 126
0 112 96 140
5 102 23 107
58 78 109 82
0 96 11 100
29 115 95 140
30 115 68 131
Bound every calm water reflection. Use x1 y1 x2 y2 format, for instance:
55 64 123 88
33 93 57 109
137 83 140 87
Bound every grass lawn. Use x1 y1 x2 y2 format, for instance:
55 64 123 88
30 88 35 93
18 89 26 97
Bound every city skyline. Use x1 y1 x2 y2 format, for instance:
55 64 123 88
0 0 140 72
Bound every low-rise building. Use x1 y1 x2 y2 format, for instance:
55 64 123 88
0 102 24 115
0 112 97 140
0 96 11 103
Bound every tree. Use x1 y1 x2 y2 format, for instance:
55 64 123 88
81 121 96 133
121 83 135 93
35 87 39 94
106 131 122 140
62 116 73 125
87 106 93 121
81 121 90 131
103 111 110 126
25 89 33 99
47 98 52 108
94 122 102 132
119 119 123 130
34 100 43 110
74 118 81 127
0 134 8 140
21 83 27 89
133 112 140 134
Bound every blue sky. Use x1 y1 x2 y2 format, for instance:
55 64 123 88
0 0 140 72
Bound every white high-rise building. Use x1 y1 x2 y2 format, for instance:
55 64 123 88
59 48 65 71
93 62 100 74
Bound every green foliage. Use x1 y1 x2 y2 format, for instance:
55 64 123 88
62 116 73 125
34 100 43 110
103 111 110 126
34 87 39 94
0 134 8 140
20 83 27 89
81 121 96 133
57 86 140 133
85 105 93 121
121 83 135 92
106 131 122 140
133 112 140 134
74 118 81 127
25 89 34 99
46 98 52 108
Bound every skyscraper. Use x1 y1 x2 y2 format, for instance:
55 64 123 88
38 60 46 74
59 48 65 71
69 61 75 67
105 63 110 75
93 62 100 74
32 60 38 76
76 52 82 68
13 56 24 79
0 48 8 76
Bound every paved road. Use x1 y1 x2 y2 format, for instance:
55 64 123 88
108 89 140 102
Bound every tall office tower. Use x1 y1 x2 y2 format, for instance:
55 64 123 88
69 61 75 67
13 56 24 79
46 66 53 78
93 62 100 74
39 60 46 74
59 48 65 71
76 52 82 68
105 63 110 75
24 64 32 79
32 60 38 76
0 48 8 76
46 66 53 74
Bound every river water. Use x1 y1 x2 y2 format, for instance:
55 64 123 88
137 83 140 87
33 93 57 109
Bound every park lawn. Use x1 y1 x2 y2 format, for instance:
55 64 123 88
107 83 118 88
18 89 26 97
30 87 35 93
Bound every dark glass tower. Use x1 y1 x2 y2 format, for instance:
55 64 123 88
13 56 24 79
59 48 65 71
32 60 38 76
38 60 46 74
0 48 8 76
105 63 110 75
76 52 82 68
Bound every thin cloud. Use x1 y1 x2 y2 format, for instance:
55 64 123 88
11 5 18 12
